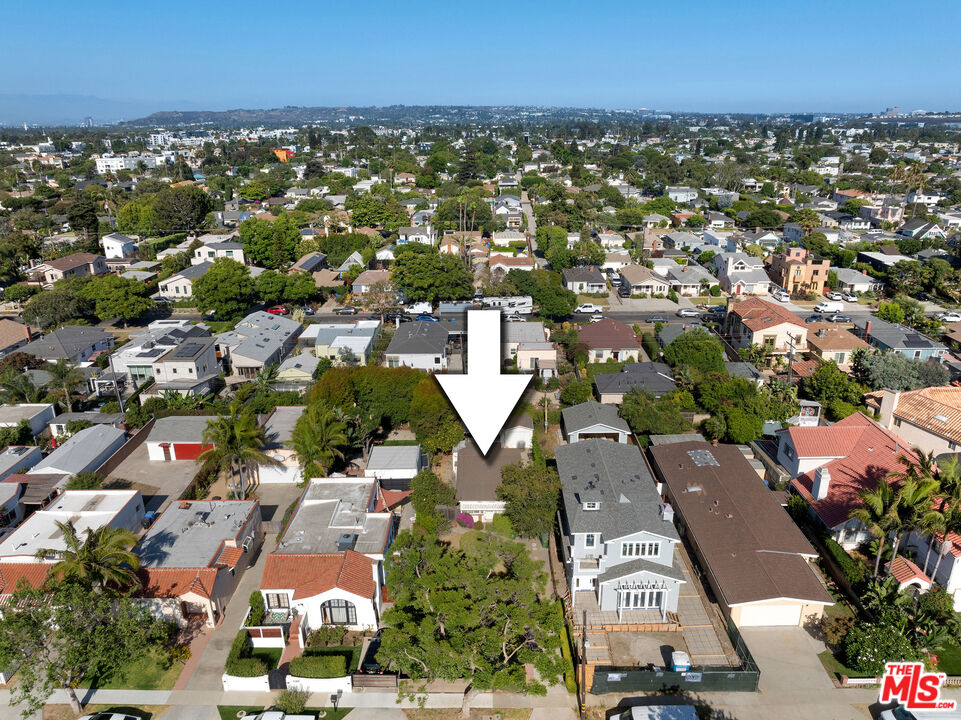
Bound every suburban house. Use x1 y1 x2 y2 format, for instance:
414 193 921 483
0 319 33 358
145 416 214 462
385 321 449 371
664 263 719 296
0 404 56 437
397 226 433 245
666 186 698 203
215 311 302 378
101 232 137 259
562 267 606 294
365 445 423 491
452 439 524 522
26 253 108 286
649 441 832 627
805 323 871 371
0 489 144 563
135 499 262 628
192 241 246 265
562 401 630 444
869 386 961 457
259 477 395 631
275 354 320 388
29 424 127 477
596 231 625 250
47 411 123 439
618 265 670 296
0 446 43 482
832 267 884 294
577 318 640 363
351 269 390 295
556 440 685 622
22 326 114 363
289 252 327 275
724 298 807 355
602 252 632 272
305 320 381 365
766 247 831 296
108 320 212 387
146 336 219 398
899 219 944 240
158 262 213 299
852 317 946 362
779 413 910 547
592 363 676 403
489 254 535 274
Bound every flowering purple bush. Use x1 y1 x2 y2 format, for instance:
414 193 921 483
455 512 474 528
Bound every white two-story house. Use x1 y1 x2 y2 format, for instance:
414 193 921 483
556 439 684 623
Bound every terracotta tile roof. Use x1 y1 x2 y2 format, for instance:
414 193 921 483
728 297 805 332
887 386 961 445
261 550 376 600
137 567 218 599
790 413 918 528
373 488 411 513
0 563 50 595
215 547 244 569
576 318 639 351
889 556 929 584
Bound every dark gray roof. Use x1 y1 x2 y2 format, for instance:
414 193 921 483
598 555 686 584
724 361 763 381
561 401 629 435
22 326 111 361
173 261 213 281
592 362 675 396
555 439 679 541
853 316 946 352
562 267 605 284
386 321 448 355
149 415 215 443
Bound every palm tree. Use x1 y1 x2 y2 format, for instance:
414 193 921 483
46 358 82 413
919 508 946 575
253 364 278 396
935 455 961 513
0 369 43 404
862 575 913 613
930 502 961 584
851 481 900 578
36 520 140 590
890 478 940 564
198 402 276 500
292 404 349 478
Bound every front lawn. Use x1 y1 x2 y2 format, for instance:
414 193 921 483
251 647 283 669
935 643 961 676
93 648 183 690
818 650 874 681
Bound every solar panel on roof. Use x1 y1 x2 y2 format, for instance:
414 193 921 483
137 348 165 358
175 343 203 357
904 334 931 348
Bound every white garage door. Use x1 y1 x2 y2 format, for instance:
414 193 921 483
737 603 802 627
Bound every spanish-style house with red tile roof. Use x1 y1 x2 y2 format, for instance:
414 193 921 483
724 297 807 355
869 386 961 457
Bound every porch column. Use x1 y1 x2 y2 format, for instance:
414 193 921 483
206 600 216 628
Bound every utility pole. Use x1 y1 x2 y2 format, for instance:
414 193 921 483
785 333 800 385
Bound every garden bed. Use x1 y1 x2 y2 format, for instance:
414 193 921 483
818 650 874 682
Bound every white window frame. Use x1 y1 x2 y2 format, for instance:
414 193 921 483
583 502 599 511
585 533 596 548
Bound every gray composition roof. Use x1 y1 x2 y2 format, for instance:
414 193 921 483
277 354 320 375
592 363 675 397
853 316 946 352
555 439 678 541
22 326 111 361
137 499 258 568
172 261 213 281
386 321 448 355
149 415 215 444
502 321 547 344
725 361 763 381
561 401 630 435
51 411 124 427
31 424 126 475
367 445 422 472
648 433 708 446
598 555 687 584
0 404 54 426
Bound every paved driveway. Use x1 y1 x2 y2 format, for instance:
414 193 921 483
105 442 200 512
739 626 835 694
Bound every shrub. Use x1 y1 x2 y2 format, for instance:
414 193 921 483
276 688 309 714
490 514 514 537
247 591 266 626
824 537 870 589
822 615 855 646
844 622 919 675
289 654 347 678
66 471 103 490
559 622 577 694
227 657 268 677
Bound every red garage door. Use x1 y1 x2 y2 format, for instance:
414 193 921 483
173 443 211 460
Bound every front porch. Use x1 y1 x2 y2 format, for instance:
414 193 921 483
570 590 679 632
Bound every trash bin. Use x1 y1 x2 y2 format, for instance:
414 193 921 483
671 650 691 672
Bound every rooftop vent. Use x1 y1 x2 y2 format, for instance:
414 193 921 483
337 533 358 552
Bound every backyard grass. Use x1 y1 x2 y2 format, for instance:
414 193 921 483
94 648 183 690
818 650 874 681
935 643 961 676
583 360 627 378
45 705 165 720
251 646 283 669
218 707 352 720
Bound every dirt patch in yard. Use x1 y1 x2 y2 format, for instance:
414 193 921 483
607 630 689 668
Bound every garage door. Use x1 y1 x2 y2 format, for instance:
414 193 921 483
737 603 802 627
172 443 211 460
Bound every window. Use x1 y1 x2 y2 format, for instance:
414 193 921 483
833 352 845 363
640 542 660 557
585 534 596 548
583 502 599 511
265 593 289 609
951 441 958 451
434 357 441 364
894 418 902 427
320 598 357 625
622 542 641 557
619 589 664 609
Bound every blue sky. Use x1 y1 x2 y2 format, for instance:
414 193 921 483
4 0 960 114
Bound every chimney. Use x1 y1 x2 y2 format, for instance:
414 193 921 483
813 466 832 501
660 502 674 523
878 388 901 428
864 320 871 342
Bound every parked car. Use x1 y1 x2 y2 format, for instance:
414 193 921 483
361 632 385 674
266 305 289 315
505 313 524 322
618 286 631 298
826 314 852 323
676 308 699 317
772 291 790 303
824 291 843 301
648 315 668 323
154 296 173 304
842 293 858 302
78 714 142 720
335 306 358 315
575 303 603 314
880 704 961 720
385 312 412 323
299 305 315 315
940 312 961 323
415 314 439 322
590 312 604 322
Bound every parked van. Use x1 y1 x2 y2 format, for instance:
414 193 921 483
814 301 844 314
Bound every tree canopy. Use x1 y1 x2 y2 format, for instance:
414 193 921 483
663 328 726 374
392 252 473 302
497 462 561 538
193 258 254 318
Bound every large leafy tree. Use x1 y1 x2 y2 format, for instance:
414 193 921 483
36 521 140 589
21 286 91 329
193 258 254 319
78 274 154 326
66 194 100 242
852 350 949 391
0 580 169 716
392 252 473 302
507 269 576 318
198 402 276 499
239 215 299 269
408 378 464 454
291 403 350 477
254 269 288 304
663 328 725 374
410 468 456 533
152 185 213 233
379 532 565 696
497 463 560 538
619 388 689 437
47 358 82 413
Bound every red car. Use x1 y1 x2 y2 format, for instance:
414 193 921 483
266 305 289 315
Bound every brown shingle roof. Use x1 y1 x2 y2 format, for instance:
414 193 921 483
806 323 872 353
0 319 30 351
46 252 101 272
576 318 639 351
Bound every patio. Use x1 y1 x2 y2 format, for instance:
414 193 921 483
572 591 677 630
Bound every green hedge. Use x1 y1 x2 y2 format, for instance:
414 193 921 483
823 537 869 589
289 654 347 678
225 629 268 677
559 617 577 694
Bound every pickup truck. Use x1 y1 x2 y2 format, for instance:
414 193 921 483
575 303 603 313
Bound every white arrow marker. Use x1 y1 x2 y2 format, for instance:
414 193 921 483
436 309 533 456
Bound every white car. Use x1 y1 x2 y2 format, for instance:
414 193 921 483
842 293 857 302
78 714 141 720
939 312 961 323
773 292 790 303
825 291 843 301
575 303 603 314
676 308 700 317
590 312 604 322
